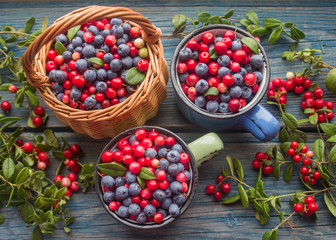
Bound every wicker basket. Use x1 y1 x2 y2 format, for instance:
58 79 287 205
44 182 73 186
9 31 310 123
22 6 168 139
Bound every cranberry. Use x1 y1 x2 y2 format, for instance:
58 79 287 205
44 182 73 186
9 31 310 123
154 212 163 223
293 203 303 213
176 172 187 182
214 41 227 55
252 159 261 169
305 98 315 108
68 173 77 182
22 142 34 152
244 73 257 86
202 32 214 44
220 182 231 193
285 80 294 90
294 86 304 95
224 30 235 40
213 190 223 200
199 51 210 63
303 79 312 89
54 175 63 183
179 153 189 164
32 116 44 127
223 74 235 87
61 177 71 187
327 112 334 121
46 60 56 72
325 101 334 110
292 154 301 162
287 148 296 156
262 165 273 175
135 129 147 140
313 88 324 99
140 188 151 199
65 188 72 197
101 150 113 163
303 91 313 99
37 161 47 170
1 101 11 112
228 98 241 112
304 196 315 204
206 184 216 194
137 59 149 71
293 75 305 86
70 181 80 192
16 139 23 146
165 136 175 147
186 39 199 51
147 179 158 191
8 84 17 93
318 113 327 123
310 178 317 185
156 170 166 181
158 179 169 190
302 157 311 166
83 32 94 43
38 152 48 162
217 175 225 183
177 62 188 73
313 170 321 179
109 201 119 211
129 162 141 174
307 202 318 212
300 145 308 153
230 62 240 72
300 166 309 175
291 141 298 149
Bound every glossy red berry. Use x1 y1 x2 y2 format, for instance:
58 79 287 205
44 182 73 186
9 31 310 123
22 142 34 152
202 32 214 44
1 101 11 112
129 162 141 174
154 212 163 223
262 165 273 175
156 170 166 182
310 178 317 185
294 86 304 95
147 180 158 191
32 116 44 127
287 148 296 156
213 190 223 200
308 202 318 212
313 88 324 99
293 203 304 213
292 154 301 162
300 166 309 175
300 145 308 153
318 113 327 123
206 184 216 194
304 196 315 204
285 80 294 90
302 157 311 166
313 170 321 179
252 159 261 169
291 141 298 149
34 106 45 116
303 91 313 99
325 101 334 110
220 183 231 193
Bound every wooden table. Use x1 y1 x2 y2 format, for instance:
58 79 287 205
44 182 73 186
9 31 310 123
1 0 336 239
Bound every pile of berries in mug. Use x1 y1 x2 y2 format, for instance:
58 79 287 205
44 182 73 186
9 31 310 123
99 129 192 224
46 18 149 110
177 30 264 113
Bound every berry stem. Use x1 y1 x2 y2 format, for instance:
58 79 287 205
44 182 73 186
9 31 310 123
273 211 295 231
0 31 36 38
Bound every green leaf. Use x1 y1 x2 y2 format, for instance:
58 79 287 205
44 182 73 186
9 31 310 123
36 143 53 152
238 184 249 208
270 230 278 240
318 165 330 181
139 167 156 180
282 112 298 129
24 17 35 33
290 26 305 40
55 187 67 199
209 48 219 59
314 139 324 161
15 167 29 183
222 194 240 204
273 165 280 179
0 36 8 51
98 162 126 177
240 18 250 27
137 176 146 189
278 128 290 142
268 27 283 45
226 155 235 176
209 16 220 24
41 16 48 31
297 118 310 124
283 163 293 182
53 150 65 159
14 90 25 108
21 201 34 223
241 37 259 54
67 25 81 42
320 123 336 137
64 227 71 233
3 158 15 179
125 67 146 85
0 83 11 91
172 14 186 34
88 57 103 66
32 226 42 240
324 192 336 218
251 27 270 37
55 41 67 55
329 145 336 161
246 11 258 25
223 9 234 19
309 113 318 125
0 215 4 224
263 18 282 28
284 22 294 28
279 212 285 221
327 135 336 143
263 231 272 240
24 90 39 106
204 87 219 97
44 129 59 149
197 12 211 23
233 158 244 181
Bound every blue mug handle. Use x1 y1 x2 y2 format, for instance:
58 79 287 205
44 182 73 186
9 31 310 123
239 104 280 142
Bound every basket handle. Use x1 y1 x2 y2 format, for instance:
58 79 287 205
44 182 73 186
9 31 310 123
22 5 162 87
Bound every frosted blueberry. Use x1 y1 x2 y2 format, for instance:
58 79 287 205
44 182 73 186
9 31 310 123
206 101 219 113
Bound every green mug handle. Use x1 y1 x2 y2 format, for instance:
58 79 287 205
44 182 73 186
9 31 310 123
187 133 224 168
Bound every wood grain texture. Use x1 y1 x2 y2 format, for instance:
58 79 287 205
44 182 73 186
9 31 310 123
0 0 336 239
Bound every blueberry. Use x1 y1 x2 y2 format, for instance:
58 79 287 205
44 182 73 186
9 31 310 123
122 23 131 33
144 204 156 217
97 69 107 81
158 158 169 171
100 44 110 53
117 206 129 218
215 36 223 42
145 148 157 159
209 44 214 53
168 164 178 176
217 55 230 67
245 63 254 73
126 85 135 93
103 191 115 203
72 36 83 47
63 50 72 61
170 181 182 195
230 85 242 98
96 81 107 93
241 86 252 99
85 58 92 68
218 67 231 78
133 56 142 67
191 50 199 60
231 39 242 51
93 103 102 110
161 198 172 210
178 72 189 83
165 188 172 198
101 29 111 38
166 174 174 183
128 203 141 216
115 186 129 201
153 189 166 202
178 47 192 62
120 97 127 103
184 170 191 181
136 212 147 224
102 53 113 64
254 71 263 83
66 43 75 52
167 150 180 163
155 168 160 176
173 194 186 206
87 25 99 36
48 69 56 82
219 102 229 113
121 56 133 69
84 69 97 82
117 38 126 46
111 25 124 38
195 96 206 108
82 45 96 58
238 68 247 77
75 59 87 72
94 35 104 47
128 134 136 144
53 82 64 93
125 171 137 184
129 182 141 196
110 18 123 26
76 30 85 39
195 63 208 77
55 33 67 45
122 197 132 207
172 144 183 153
195 79 209 93
56 93 64 101
233 73 244 86
118 44 130 57
110 59 122 72
206 101 219 113
74 46 83 53
177 163 184 172
114 176 125 187
70 88 81 101
169 203 180 217
157 208 167 218
250 55 263 69
107 70 118 80
54 70 66 84
158 148 168 158
84 96 97 109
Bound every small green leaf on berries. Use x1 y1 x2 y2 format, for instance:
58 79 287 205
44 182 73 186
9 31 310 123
137 176 146 189
240 18 250 27
290 26 305 40
98 162 127 177
3 158 15 179
270 230 278 240
246 11 258 25
25 90 39 106
88 57 103 66
24 17 35 33
283 163 293 182
139 167 156 180
125 67 146 85
223 9 234 19
262 230 272 240
172 14 187 34
209 48 219 59
278 128 290 142
44 129 60 149
52 150 65 159
238 184 249 208
197 12 212 23
225 155 235 176
320 123 336 137
324 192 336 218
241 37 259 54
222 194 240 204
268 27 283 45
55 41 67 55
279 212 284 221
329 145 336 161
233 158 244 181
209 16 220 24
204 87 219 97
309 113 318 125
67 25 81 42
282 112 298 130
263 18 282 28
222 168 230 177
273 165 280 179
314 139 325 161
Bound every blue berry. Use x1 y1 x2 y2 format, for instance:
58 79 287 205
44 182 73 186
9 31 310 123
206 101 219 113
125 171 137 184
63 51 72 61
70 88 81 101
100 44 109 53
82 45 96 58
167 150 180 163
144 204 156 217
101 29 111 38
75 59 87 72
145 148 157 159
96 81 107 93
55 34 67 45
74 46 83 53
115 186 129 201
122 23 131 33
173 193 186 206
114 176 125 187
66 43 75 52
168 164 178 176
110 59 122 72
245 63 254 73
166 174 174 183
118 44 130 57
231 39 242 51
153 189 166 202
195 79 209 93
84 96 96 109
179 72 189 83
111 25 124 38
254 71 263 83
195 63 208 77
72 36 83 47
76 30 85 38
119 97 127 103
103 191 115 203
178 47 192 62
93 103 102 110
230 85 242 98
56 93 64 101
84 69 97 82
215 36 223 42
110 18 123 26
195 96 206 108
122 197 132 207
238 68 247 77
241 86 252 99
170 181 182 195
54 70 66 84
117 206 129 218
133 56 142 67
218 67 231 78
172 144 183 153
54 82 64 93
157 208 167 218
128 135 136 144
158 148 168 158
184 170 191 181
49 70 56 82
191 50 199 60
217 55 230 67
97 69 107 81
158 158 169 171
117 38 126 46
161 198 172 210
165 188 172 198
250 55 263 69
121 56 133 69
128 203 140 216
169 203 180 217
87 25 99 36
107 70 118 80
94 35 105 47
136 212 147 224
233 73 244 86
177 163 184 172
219 102 229 113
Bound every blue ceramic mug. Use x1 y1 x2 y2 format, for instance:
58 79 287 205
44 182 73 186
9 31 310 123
170 24 280 142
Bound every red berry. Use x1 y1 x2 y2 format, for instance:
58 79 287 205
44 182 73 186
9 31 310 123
129 27 141 38
83 32 94 43
313 170 321 179
224 30 235 40
230 62 240 72
285 80 294 91
213 190 223 200
139 199 149 209
308 202 318 212
61 177 71 188
222 74 235 87
165 136 175 147
214 41 227 55
287 148 296 156
156 170 166 182
300 166 309 175
293 75 305 86
72 75 85 88
68 172 77 182
228 98 241 112
223 37 232 48
65 188 72 197
304 196 315 204
303 79 312 89
16 139 23 146
262 165 273 175
326 101 334 110
305 98 315 108
158 179 169 190
154 136 165 147
291 141 299 149
70 181 80 192
22 142 34 152
302 158 311 166
199 51 210 63
327 112 334 121
217 175 225 183
179 153 189 164
300 145 308 153
140 188 151 199
292 154 301 162
154 212 163 223
8 84 17 93
37 161 47 170
303 91 313 99
267 90 276 100
38 152 48 162
135 129 147 140
220 182 231 193
109 201 119 211
147 179 158 191
176 172 187 183
129 162 141 174
32 116 43 127
1 101 11 112
208 63 220 76
293 203 304 213
33 106 45 118
205 184 216 194
186 39 199 51
137 59 149 71
46 60 56 72
252 159 261 169
232 50 247 64
278 96 287 105
315 99 325 109
302 175 309 182
318 113 327 123
294 86 304 95
54 174 63 183
310 178 317 185
101 150 113 163
244 73 257 86
177 62 187 74
313 88 324 99
272 78 282 89
202 32 214 45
